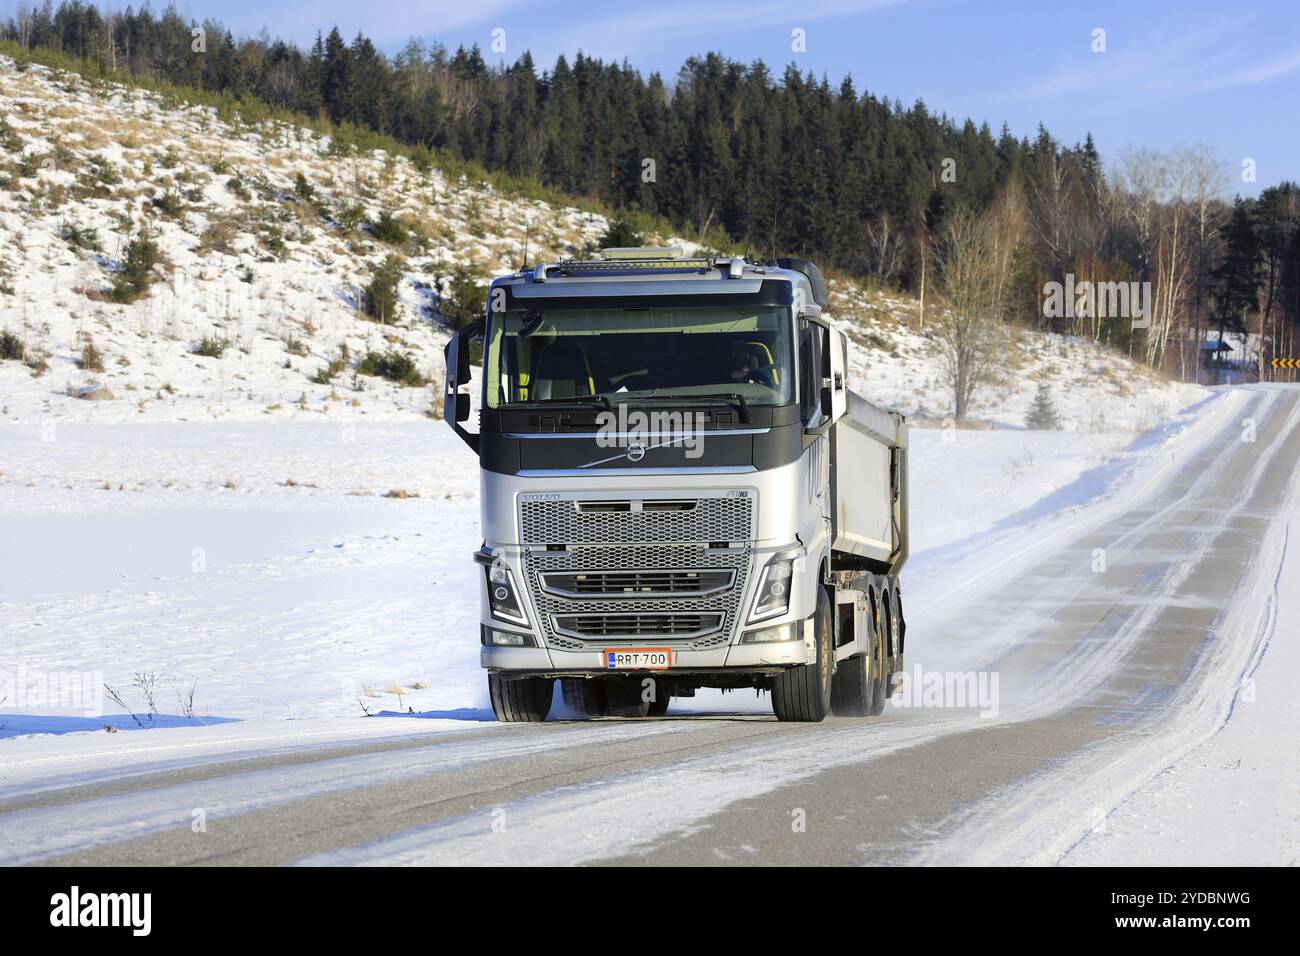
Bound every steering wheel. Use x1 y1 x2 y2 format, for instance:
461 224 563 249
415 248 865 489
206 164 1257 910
741 361 778 387
609 369 654 391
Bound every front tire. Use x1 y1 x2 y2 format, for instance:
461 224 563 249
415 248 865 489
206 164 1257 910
772 585 833 722
488 673 553 722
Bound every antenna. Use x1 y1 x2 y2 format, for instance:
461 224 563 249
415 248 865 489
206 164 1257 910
521 216 532 272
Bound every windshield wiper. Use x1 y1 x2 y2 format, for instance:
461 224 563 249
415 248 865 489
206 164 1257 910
694 392 751 424
504 395 611 412
631 392 752 424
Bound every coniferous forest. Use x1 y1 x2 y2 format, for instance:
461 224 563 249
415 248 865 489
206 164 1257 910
4 1 1298 382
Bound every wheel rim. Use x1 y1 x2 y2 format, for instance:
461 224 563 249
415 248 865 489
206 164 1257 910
819 596 831 689
878 597 891 698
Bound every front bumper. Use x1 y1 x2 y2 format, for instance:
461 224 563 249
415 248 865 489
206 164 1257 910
486 632 811 676
481 615 814 674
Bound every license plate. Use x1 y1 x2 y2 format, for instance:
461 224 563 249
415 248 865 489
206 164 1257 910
604 648 673 670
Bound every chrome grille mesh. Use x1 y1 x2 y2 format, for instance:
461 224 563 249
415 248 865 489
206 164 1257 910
553 612 724 640
520 495 752 545
540 568 734 597
519 494 754 651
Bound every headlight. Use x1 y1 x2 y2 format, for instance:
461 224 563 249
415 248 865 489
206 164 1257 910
485 560 528 625
749 555 795 622
741 621 800 643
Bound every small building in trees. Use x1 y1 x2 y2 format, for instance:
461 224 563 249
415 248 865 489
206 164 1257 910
1198 334 1258 385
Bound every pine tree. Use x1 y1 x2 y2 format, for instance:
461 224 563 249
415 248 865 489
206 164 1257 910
363 254 403 324
1211 199 1261 342
598 219 642 249
1025 381 1061 430
440 262 487 331
109 223 160 303
370 210 408 245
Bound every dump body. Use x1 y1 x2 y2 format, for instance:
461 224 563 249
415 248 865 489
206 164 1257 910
830 390 909 574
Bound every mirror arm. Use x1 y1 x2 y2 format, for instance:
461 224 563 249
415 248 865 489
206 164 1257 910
452 421 480 454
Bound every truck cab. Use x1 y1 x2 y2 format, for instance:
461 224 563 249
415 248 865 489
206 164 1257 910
444 248 908 722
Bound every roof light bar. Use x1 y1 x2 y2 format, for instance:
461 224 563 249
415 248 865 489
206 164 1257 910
601 246 683 259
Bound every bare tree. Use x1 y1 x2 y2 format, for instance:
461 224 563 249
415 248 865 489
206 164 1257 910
864 213 904 288
986 178 1030 324
1027 149 1075 280
1114 147 1166 286
1113 147 1185 366
1180 145 1227 380
934 208 1010 421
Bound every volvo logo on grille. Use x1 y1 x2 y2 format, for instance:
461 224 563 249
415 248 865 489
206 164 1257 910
626 443 647 463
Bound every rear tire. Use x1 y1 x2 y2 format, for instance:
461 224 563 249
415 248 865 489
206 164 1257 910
646 678 671 717
560 677 607 718
605 678 652 717
772 585 833 722
890 586 904 684
831 651 870 717
868 596 890 716
488 673 553 723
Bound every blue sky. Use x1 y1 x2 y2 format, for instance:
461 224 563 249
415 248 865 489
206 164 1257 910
23 0 1300 194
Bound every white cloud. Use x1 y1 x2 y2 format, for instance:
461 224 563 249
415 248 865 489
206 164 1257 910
1001 10 1300 110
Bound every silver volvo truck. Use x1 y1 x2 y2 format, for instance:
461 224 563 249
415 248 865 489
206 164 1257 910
443 249 909 722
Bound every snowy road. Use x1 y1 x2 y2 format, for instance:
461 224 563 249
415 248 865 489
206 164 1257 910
2 386 1298 865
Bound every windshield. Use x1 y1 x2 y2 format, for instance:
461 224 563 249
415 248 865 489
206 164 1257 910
485 304 794 409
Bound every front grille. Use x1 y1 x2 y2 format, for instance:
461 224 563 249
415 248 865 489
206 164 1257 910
520 495 752 545
519 493 755 651
552 612 724 640
540 569 734 598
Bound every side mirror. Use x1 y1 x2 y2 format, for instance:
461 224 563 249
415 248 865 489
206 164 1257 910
456 333 472 384
810 322 846 425
444 319 484 452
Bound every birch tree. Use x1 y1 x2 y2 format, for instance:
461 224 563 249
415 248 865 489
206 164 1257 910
935 208 1009 421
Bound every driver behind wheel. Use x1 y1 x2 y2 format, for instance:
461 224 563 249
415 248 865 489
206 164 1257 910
727 342 773 387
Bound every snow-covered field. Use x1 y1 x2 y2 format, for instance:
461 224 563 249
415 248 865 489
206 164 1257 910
0 416 1133 731
0 383 1223 735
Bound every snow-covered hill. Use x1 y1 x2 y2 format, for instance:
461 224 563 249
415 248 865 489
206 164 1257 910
0 55 610 424
827 285 1204 432
0 55 1203 432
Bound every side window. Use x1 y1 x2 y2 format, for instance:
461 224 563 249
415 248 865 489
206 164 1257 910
797 321 811 420
798 320 822 424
